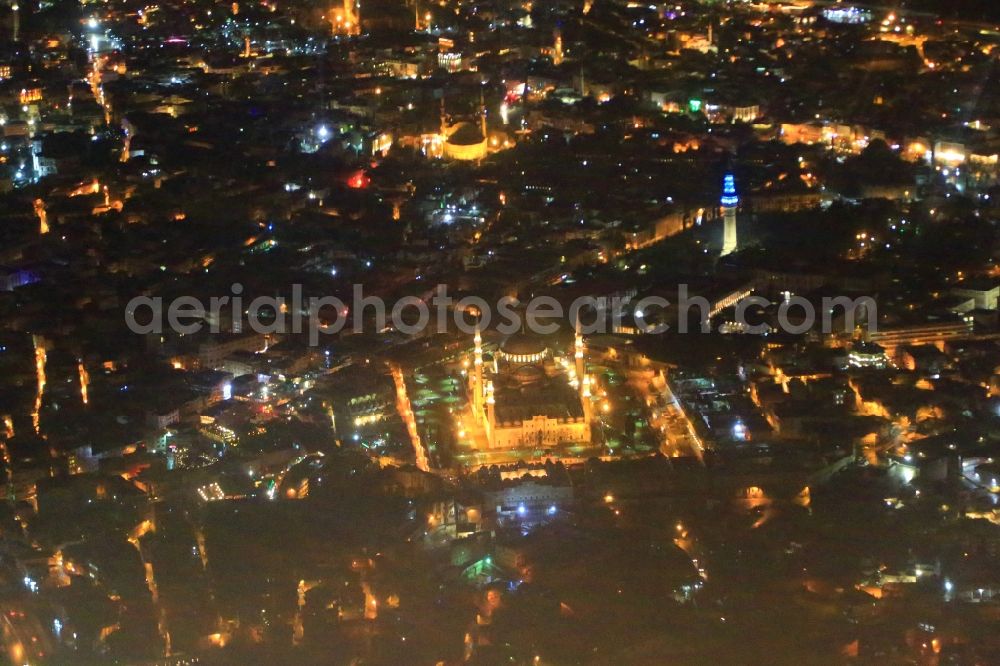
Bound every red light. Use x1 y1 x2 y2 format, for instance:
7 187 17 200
347 171 369 189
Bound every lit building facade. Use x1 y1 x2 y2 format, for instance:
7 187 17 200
468 328 592 449
329 0 360 34
419 94 511 161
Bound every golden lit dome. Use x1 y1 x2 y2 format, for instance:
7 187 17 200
446 121 484 146
499 333 548 364
442 122 487 161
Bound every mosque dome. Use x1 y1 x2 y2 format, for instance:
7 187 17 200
446 121 485 146
511 363 545 385
499 333 548 364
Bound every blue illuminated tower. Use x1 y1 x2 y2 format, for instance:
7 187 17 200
720 172 739 256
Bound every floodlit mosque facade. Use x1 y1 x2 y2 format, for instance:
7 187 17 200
468 328 593 449
417 95 512 161
441 119 488 161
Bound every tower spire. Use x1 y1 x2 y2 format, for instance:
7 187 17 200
439 96 447 136
721 172 739 256
479 86 487 143
473 324 484 417
485 380 495 446
574 318 585 390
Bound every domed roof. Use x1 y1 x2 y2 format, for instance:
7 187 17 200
446 122 485 146
512 363 545 384
500 332 548 357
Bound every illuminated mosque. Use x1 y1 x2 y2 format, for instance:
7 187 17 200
422 93 512 161
441 114 488 161
328 0 360 34
468 326 593 449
